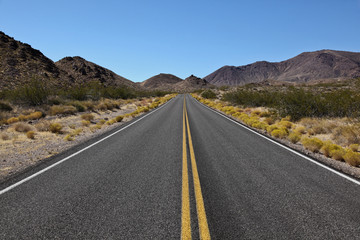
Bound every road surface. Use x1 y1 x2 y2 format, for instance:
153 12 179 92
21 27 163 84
1 94 360 239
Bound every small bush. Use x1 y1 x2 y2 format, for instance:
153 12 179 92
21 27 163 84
7 117 19 124
81 113 95 121
264 117 275 125
343 150 360 167
330 147 346 161
98 119 106 125
26 111 43 120
266 125 278 134
115 115 124 122
14 123 32 132
278 120 293 129
301 137 324 153
320 141 341 157
201 90 217 99
349 144 359 152
259 111 271 118
26 131 35 139
294 126 306 134
106 119 116 125
49 105 77 116
271 128 288 139
49 122 63 134
35 121 50 131
71 128 83 136
0 133 10 141
81 120 91 127
64 134 74 141
0 101 13 111
288 132 301 143
69 101 86 112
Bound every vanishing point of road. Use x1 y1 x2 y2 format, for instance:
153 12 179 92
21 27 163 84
1 94 360 239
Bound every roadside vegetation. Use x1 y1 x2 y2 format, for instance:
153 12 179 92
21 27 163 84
193 78 360 168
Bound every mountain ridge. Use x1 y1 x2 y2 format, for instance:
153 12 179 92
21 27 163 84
204 50 360 86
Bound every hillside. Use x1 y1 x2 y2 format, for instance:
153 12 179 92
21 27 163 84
140 73 183 90
0 31 66 90
204 50 360 86
55 56 136 88
174 75 212 92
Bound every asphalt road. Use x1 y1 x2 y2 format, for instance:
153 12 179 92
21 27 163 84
1 94 360 239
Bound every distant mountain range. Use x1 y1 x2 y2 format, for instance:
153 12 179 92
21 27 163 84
204 50 360 86
1 31 360 91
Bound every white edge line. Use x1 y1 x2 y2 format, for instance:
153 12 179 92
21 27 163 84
0 97 175 195
191 96 360 186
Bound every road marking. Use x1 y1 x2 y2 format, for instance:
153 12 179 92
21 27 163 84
192 96 360 186
181 97 191 240
0 98 175 195
184 96 211 240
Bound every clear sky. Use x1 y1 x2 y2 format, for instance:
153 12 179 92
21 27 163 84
1 0 359 82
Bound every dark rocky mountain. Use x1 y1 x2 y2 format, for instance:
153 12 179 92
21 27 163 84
55 56 136 88
0 31 66 90
140 73 183 90
174 75 212 92
204 50 360 86
0 31 136 90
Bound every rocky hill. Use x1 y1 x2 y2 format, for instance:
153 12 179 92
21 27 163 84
55 56 136 88
0 31 136 90
204 50 360 86
0 31 66 90
174 75 212 92
139 73 183 90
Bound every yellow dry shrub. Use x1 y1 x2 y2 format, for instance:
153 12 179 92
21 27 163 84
252 121 268 130
14 122 32 132
49 122 63 134
106 119 116 125
349 144 359 152
81 120 91 127
250 110 261 116
259 111 271 117
0 133 10 141
49 105 77 115
115 115 124 122
288 131 301 143
266 124 278 134
294 126 306 134
81 113 94 121
301 137 324 153
343 150 360 167
70 128 82 137
26 131 35 139
278 120 293 129
64 134 74 141
271 128 288 139
26 111 43 120
7 117 19 124
263 117 275 125
330 147 346 161
320 141 340 157
98 119 106 125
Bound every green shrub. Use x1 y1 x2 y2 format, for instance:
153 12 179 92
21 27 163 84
18 78 49 105
301 137 324 153
201 90 217 99
0 101 12 111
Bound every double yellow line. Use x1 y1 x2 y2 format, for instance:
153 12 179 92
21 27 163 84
182 96 210 240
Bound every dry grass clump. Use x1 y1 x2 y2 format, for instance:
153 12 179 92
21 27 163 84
106 119 116 125
349 144 359 152
329 147 346 161
0 132 10 141
64 134 74 141
81 113 95 121
271 128 288 139
331 125 360 146
24 111 43 120
288 131 301 143
49 105 77 116
81 120 91 127
343 151 360 166
49 122 63 134
320 141 340 157
14 123 33 133
26 131 35 139
35 120 51 132
7 117 19 124
301 137 324 153
294 126 306 134
263 117 275 125
115 115 124 122
278 120 293 129
98 119 106 125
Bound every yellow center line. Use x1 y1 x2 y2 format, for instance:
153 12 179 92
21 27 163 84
182 97 192 240
184 95 211 240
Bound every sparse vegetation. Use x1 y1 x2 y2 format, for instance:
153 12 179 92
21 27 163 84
14 122 32 132
343 150 360 166
26 131 35 139
201 89 217 99
81 113 95 121
49 122 63 134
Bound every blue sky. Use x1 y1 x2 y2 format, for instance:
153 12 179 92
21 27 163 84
1 0 359 82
